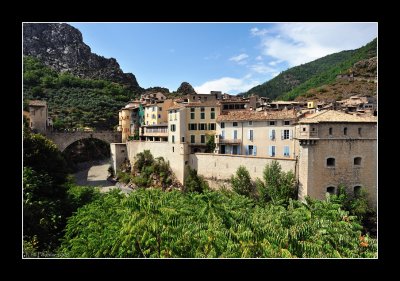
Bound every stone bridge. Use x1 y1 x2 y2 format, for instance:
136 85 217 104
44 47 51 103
45 131 122 152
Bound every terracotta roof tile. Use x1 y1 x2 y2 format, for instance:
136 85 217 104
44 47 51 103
29 100 46 106
217 110 297 122
298 110 377 123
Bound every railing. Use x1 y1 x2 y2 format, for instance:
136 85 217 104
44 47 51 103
217 138 242 144
145 128 168 133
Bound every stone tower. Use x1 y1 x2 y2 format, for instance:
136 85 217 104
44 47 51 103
29 100 48 134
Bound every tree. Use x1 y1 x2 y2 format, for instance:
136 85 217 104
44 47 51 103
133 150 154 172
183 167 209 193
205 134 216 153
230 166 254 198
257 161 297 206
176 82 196 95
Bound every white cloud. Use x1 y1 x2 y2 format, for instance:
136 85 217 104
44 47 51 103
252 23 377 67
229 53 249 64
255 55 263 61
251 27 268 36
194 76 260 94
268 60 281 66
249 63 277 75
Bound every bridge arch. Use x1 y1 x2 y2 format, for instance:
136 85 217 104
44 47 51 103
45 131 122 152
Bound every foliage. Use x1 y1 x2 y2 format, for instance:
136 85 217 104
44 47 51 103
183 166 209 193
176 82 196 95
133 150 154 172
67 185 101 212
60 189 377 258
230 166 255 198
205 134 216 153
23 56 142 130
108 165 115 178
145 86 170 94
257 161 297 206
244 38 376 101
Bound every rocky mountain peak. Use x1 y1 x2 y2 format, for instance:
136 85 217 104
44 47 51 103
23 23 142 91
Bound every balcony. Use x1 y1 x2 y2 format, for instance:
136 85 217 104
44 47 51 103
140 125 168 137
217 138 242 144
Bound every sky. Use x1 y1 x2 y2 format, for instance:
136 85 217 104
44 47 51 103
69 22 377 95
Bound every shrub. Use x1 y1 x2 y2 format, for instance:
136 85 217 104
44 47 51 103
183 167 209 193
230 166 254 198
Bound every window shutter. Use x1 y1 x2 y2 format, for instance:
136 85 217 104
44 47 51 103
289 129 293 140
188 124 191 131
238 146 241 155
247 130 251 140
221 130 225 139
245 145 249 155
253 146 257 156
268 146 272 156
281 129 284 140
269 129 273 140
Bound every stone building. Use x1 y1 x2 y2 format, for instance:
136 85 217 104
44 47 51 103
28 100 49 134
296 110 377 207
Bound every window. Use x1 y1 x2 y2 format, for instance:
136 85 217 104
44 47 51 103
327 158 335 167
190 108 195 112
247 145 255 155
269 121 275 126
221 130 225 139
233 122 238 127
358 127 362 136
248 129 254 141
211 108 215 112
199 123 206 130
170 124 176 132
326 186 335 195
152 114 155 119
354 157 362 166
190 108 195 119
233 130 238 139
221 122 225 128
232 146 238 155
200 112 205 119
172 135 175 143
303 127 306 132
249 121 253 126
190 135 195 143
283 129 290 140
354 186 362 196
169 112 172 121
152 107 155 112
201 107 205 112
284 120 290 125
210 111 215 119
190 123 198 130
268 145 276 157
344 127 347 135
182 137 185 142
172 146 174 152
201 135 206 144
269 129 275 140
158 114 161 118
329 127 332 135
159 107 162 111
284 146 290 157
209 123 216 130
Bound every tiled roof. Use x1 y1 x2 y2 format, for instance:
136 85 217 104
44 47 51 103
29 100 46 106
217 110 297 122
298 110 377 123
186 101 220 107
168 104 186 110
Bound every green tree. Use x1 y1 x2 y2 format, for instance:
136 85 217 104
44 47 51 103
205 134 216 153
257 161 297 206
183 167 209 193
230 166 254 198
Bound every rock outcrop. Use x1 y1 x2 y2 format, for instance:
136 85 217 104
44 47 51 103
23 23 142 91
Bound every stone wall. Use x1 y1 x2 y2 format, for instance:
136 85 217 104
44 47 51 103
189 153 296 183
110 143 128 173
126 141 188 183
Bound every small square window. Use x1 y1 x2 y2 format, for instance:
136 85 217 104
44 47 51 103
284 121 290 125
233 122 238 127
249 121 253 126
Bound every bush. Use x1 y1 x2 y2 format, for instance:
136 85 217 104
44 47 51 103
183 167 209 193
230 166 254 198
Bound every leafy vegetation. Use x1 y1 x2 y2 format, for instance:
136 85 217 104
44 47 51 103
205 134 216 153
176 81 196 95
59 188 376 258
245 38 376 101
230 166 255 198
183 166 209 193
23 56 142 130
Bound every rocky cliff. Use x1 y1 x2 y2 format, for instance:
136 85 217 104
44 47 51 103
23 23 142 91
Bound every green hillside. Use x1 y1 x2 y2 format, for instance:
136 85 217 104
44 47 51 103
23 56 142 130
245 38 377 100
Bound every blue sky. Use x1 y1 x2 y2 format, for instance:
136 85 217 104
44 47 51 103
69 22 377 95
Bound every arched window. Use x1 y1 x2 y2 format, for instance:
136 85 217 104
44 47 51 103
327 158 335 167
344 127 347 135
326 186 335 194
354 186 362 196
354 157 362 166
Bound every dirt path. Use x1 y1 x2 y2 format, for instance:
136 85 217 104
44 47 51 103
74 159 132 194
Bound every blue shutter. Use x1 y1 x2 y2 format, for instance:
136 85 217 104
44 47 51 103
268 146 272 156
253 146 257 156
245 145 249 155
247 130 251 140
238 146 241 155
272 146 275 156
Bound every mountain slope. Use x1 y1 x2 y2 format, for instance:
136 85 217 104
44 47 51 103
23 23 143 92
245 38 377 100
